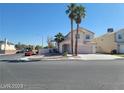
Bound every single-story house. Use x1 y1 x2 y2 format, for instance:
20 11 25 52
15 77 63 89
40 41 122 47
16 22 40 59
0 39 16 54
59 27 96 54
92 28 124 54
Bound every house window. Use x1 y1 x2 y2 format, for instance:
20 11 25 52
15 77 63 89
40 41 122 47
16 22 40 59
118 34 122 39
86 35 90 39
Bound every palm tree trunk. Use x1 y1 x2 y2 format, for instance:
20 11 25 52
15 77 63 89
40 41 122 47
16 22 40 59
75 23 79 56
71 19 74 55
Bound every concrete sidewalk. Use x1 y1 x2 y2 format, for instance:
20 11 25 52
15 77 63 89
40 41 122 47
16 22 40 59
19 54 124 61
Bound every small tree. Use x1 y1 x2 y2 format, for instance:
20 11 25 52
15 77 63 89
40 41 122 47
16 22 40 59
26 45 34 51
54 32 64 52
35 45 42 50
15 42 27 50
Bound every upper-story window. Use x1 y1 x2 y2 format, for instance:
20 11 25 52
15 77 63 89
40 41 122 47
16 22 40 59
118 34 122 39
86 35 90 39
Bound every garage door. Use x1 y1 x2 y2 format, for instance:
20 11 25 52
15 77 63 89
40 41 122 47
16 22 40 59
119 45 124 53
78 45 92 54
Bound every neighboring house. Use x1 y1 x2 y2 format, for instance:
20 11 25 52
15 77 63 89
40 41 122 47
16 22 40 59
92 28 124 54
92 28 117 53
115 29 124 53
59 27 96 54
0 39 16 54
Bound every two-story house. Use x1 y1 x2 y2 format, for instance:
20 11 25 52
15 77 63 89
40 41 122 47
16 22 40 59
92 28 117 53
59 27 96 54
115 29 124 53
92 28 124 54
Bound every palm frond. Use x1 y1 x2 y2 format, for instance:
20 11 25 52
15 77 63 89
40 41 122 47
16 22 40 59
65 3 77 19
74 4 86 24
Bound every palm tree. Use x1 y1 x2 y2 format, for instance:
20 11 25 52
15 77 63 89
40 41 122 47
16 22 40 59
54 32 64 52
74 5 86 56
66 3 77 55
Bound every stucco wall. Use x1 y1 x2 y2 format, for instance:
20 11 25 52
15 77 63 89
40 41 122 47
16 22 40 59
0 50 16 54
0 44 16 50
115 29 124 43
39 48 56 54
92 32 117 53
59 29 95 54
0 43 16 54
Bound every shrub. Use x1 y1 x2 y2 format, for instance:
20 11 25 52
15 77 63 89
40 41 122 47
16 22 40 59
111 49 117 54
63 51 67 57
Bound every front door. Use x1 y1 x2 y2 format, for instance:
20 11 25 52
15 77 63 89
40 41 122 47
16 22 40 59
62 44 70 53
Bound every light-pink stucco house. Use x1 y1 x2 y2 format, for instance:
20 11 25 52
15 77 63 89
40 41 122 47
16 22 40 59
59 27 96 54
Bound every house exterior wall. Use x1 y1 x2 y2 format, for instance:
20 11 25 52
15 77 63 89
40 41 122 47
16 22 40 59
115 29 124 53
0 49 16 54
59 39 71 53
59 28 96 54
0 43 16 54
4 50 17 54
92 32 117 53
66 29 94 42
0 44 16 50
115 29 124 43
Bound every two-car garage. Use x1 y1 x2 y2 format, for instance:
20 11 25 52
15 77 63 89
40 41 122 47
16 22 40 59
78 45 92 54
78 44 96 54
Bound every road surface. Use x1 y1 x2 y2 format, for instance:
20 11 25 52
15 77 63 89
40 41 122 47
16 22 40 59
0 54 124 90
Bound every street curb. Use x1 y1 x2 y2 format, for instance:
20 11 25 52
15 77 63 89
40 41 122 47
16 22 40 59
15 56 124 62
27 58 124 61
1 58 124 62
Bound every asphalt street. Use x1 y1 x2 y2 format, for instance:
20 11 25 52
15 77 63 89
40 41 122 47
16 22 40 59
0 54 124 90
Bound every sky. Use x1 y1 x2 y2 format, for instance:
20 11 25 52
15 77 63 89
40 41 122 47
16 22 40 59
0 3 124 46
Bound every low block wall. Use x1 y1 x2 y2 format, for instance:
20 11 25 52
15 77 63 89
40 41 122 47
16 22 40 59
39 49 50 54
39 48 57 54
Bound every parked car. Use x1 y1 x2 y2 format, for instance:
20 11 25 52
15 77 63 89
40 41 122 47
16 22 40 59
25 51 33 56
25 50 38 56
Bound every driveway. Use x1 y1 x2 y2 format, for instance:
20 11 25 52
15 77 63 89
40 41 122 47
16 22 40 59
76 54 123 60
